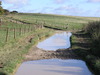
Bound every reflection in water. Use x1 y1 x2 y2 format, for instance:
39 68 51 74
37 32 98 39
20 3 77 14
15 59 92 75
37 32 72 50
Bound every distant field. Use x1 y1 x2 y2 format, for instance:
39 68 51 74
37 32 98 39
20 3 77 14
6 13 100 30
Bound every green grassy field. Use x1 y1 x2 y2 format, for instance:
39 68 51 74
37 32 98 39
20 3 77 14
0 13 100 75
6 13 100 30
1 13 99 46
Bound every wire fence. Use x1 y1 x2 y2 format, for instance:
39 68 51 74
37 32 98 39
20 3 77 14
0 20 43 43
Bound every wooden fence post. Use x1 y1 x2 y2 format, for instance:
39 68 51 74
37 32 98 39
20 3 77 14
44 21 45 25
28 25 30 32
19 28 21 35
34 25 36 30
29 25 31 31
14 28 16 39
31 25 33 31
24 27 26 34
6 27 9 42
0 19 2 26
36 20 37 23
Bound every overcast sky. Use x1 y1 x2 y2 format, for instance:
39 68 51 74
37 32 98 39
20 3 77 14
1 0 100 17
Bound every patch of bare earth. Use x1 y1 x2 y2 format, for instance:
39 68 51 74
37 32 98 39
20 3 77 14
24 46 79 61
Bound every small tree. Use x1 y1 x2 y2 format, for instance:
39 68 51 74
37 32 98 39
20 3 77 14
10 11 18 14
0 1 1 5
0 1 4 15
4 9 10 15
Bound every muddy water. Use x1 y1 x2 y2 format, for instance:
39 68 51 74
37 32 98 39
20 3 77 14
37 32 72 50
15 32 93 75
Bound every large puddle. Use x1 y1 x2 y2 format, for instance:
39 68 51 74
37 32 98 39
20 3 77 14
37 32 72 50
15 32 93 75
15 59 92 75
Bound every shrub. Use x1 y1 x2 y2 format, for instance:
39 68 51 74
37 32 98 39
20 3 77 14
85 21 100 35
85 21 100 57
0 1 4 15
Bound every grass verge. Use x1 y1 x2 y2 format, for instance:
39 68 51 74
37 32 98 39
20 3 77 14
0 28 54 75
71 31 100 75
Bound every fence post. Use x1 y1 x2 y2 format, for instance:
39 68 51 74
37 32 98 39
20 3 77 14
44 21 45 25
29 25 31 32
31 25 33 31
14 28 16 39
24 27 26 34
0 19 2 26
28 25 30 32
6 27 9 42
19 28 21 35
36 20 37 23
34 25 36 30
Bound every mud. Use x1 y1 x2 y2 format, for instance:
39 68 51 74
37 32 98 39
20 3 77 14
24 46 79 61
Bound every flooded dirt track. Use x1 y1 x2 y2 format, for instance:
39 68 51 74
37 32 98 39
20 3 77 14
15 32 93 75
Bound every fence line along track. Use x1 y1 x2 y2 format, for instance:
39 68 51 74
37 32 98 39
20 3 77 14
0 23 43 42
